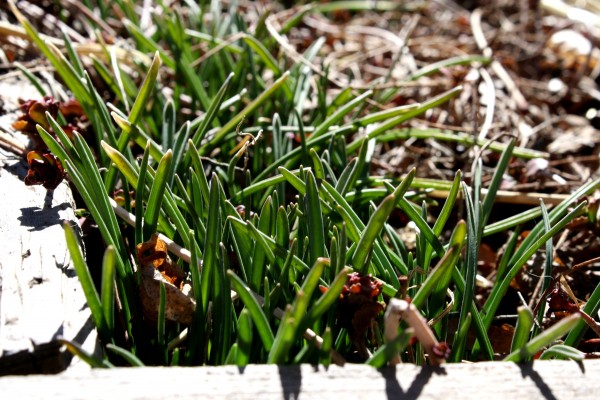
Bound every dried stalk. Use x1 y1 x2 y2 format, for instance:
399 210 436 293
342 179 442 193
384 298 448 366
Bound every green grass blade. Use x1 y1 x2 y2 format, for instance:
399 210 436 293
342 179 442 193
300 267 351 331
162 100 176 152
533 201 554 337
408 55 490 81
253 129 345 183
109 48 131 113
292 258 328 323
61 28 84 76
270 258 328 363
411 223 465 310
397 197 445 257
82 71 118 148
309 148 326 181
112 113 164 159
123 19 176 69
157 280 167 364
334 158 358 196
189 73 234 151
450 313 472 362
201 174 222 312
422 220 466 312
429 170 461 249
10 3 92 104
483 208 541 237
452 183 479 361
213 243 233 364
227 142 246 189
356 104 421 126
506 178 600 270
268 306 297 364
503 314 581 362
69 131 128 261
481 139 515 227
106 344 145 367
227 216 311 275
347 86 462 153
135 142 151 246
169 122 191 186
189 142 211 204
175 53 213 113
64 222 110 343
242 35 281 76
102 141 140 187
276 205 290 250
102 140 186 242
143 150 173 238
511 306 534 353
44 112 76 157
236 308 253 367
353 169 415 274
339 140 368 196
187 230 205 364
539 344 585 361
377 128 546 159
305 170 326 266
366 329 413 368
483 201 587 328
128 51 161 126
14 62 46 96
352 195 395 274
250 196 273 292
319 327 333 367
228 270 274 351
58 338 112 368
496 226 521 280
564 279 600 347
322 180 404 284
308 90 372 144
101 246 116 335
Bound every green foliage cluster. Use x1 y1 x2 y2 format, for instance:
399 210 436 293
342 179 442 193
10 0 600 367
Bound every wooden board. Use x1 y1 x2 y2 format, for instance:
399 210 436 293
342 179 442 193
0 78 96 375
0 360 598 399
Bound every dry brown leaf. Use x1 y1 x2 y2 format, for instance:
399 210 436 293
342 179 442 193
139 263 195 325
136 233 185 288
136 234 195 325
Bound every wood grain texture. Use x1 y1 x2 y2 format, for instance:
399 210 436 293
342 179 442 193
0 361 598 399
0 78 97 375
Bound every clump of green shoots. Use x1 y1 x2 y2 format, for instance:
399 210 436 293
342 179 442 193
8 0 599 368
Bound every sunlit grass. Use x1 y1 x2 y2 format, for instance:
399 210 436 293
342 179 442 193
8 0 599 367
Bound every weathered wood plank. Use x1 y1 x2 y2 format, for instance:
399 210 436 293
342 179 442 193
0 361 597 399
0 78 96 375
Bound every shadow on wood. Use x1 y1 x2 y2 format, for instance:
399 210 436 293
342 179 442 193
0 361 598 399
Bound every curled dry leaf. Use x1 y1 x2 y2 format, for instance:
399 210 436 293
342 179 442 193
139 264 195 325
136 234 195 325
12 96 59 150
136 233 185 288
12 96 59 134
24 150 65 190
12 96 89 150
